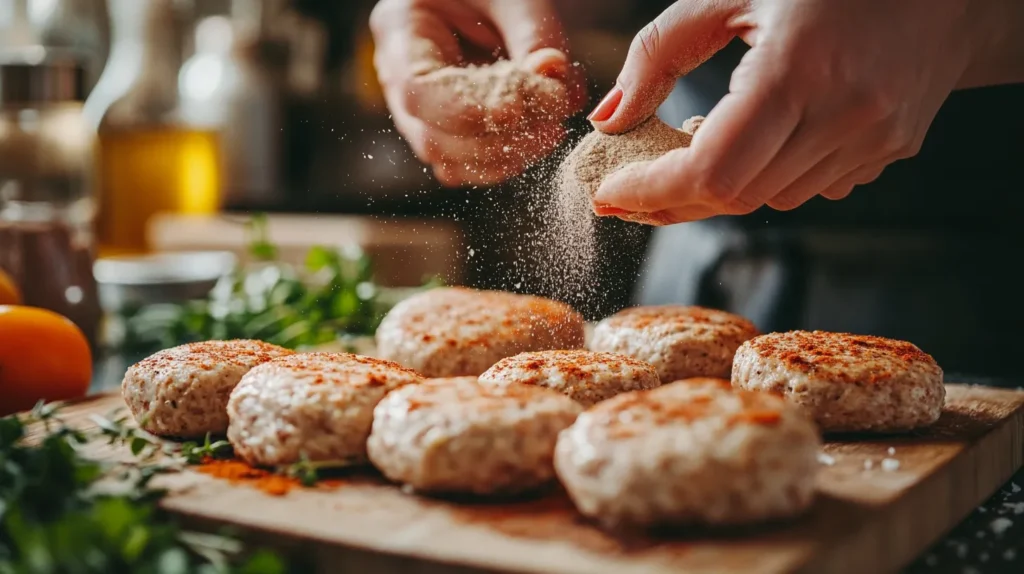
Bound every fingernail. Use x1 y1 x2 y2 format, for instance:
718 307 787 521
587 86 622 122
593 202 629 216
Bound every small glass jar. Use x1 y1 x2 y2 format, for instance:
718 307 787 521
0 60 102 347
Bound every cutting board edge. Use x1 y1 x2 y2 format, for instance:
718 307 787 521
793 396 1024 574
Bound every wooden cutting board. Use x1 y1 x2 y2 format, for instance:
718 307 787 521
55 384 1024 574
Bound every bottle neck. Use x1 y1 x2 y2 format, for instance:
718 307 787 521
108 0 180 70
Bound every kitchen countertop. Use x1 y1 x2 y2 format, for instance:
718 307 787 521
90 358 1023 573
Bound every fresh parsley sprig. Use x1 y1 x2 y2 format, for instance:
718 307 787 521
119 213 443 354
181 434 234 465
0 402 285 573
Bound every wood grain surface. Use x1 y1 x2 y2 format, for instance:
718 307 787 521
51 384 1024 574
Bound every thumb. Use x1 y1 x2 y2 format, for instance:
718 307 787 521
485 0 569 59
485 0 587 114
591 0 737 135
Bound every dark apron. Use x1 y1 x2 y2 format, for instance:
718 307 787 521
637 40 1024 378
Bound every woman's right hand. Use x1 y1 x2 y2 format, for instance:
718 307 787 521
370 0 586 187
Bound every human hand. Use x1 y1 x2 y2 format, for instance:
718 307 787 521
370 0 586 187
587 0 1009 224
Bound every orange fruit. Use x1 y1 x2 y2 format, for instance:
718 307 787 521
0 305 92 416
0 269 19 305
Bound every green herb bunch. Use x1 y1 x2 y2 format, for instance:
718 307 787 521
0 403 284 574
121 214 441 353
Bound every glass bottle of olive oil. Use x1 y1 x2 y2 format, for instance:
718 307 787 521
84 0 221 256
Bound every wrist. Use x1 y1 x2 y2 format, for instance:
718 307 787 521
957 0 1024 89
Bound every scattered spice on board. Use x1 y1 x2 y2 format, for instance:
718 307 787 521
197 458 296 496
195 457 346 495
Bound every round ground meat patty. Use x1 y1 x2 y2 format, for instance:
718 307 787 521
478 350 660 407
367 377 582 495
122 340 294 438
731 330 945 433
375 287 585 377
589 305 758 382
554 378 820 528
226 352 423 466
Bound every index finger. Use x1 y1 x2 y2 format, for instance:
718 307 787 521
370 2 459 84
593 52 802 215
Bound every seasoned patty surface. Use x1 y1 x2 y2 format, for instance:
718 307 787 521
227 352 424 466
554 379 820 528
478 349 660 407
122 340 294 438
731 330 945 432
375 287 585 377
589 305 758 382
367 377 582 495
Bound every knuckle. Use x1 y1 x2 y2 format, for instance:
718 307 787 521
693 166 741 203
899 136 924 160
854 167 885 185
398 81 424 113
418 133 445 164
633 21 662 65
823 185 855 201
432 165 462 188
881 122 914 157
862 89 900 121
766 196 800 211
368 1 398 36
725 196 761 215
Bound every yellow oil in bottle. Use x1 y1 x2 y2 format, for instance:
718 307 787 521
95 126 221 256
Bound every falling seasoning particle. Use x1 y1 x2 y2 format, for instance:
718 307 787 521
1012 483 1021 494
864 459 874 470
817 453 836 466
887 447 896 455
468 248 475 257
1005 549 1017 561
1003 502 1024 515
990 517 1014 536
367 155 374 159
881 458 900 472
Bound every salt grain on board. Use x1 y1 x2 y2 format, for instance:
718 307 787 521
990 517 1014 535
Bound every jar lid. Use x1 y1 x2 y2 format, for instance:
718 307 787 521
0 60 86 105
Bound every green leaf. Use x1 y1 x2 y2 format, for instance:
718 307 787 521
158 547 190 574
130 436 149 456
248 213 278 262
88 414 122 435
121 524 150 562
237 550 287 574
305 246 336 272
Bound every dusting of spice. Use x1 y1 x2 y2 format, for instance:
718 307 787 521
195 457 343 496
479 349 660 407
743 330 940 383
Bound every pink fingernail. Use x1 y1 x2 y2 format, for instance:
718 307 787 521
593 203 630 216
587 87 622 122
